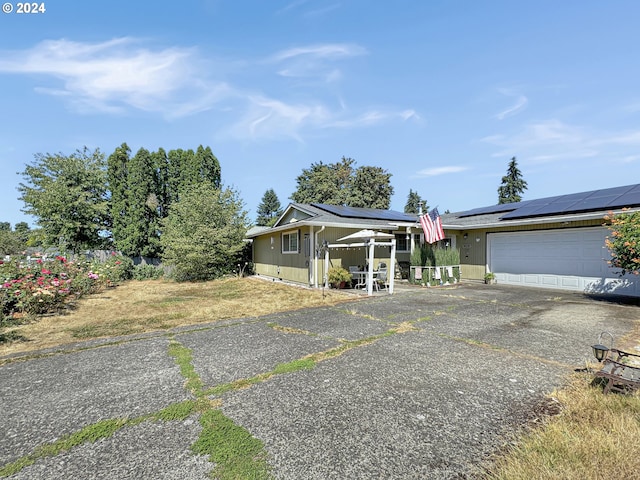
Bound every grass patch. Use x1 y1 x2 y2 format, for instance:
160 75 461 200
167 339 273 479
192 409 272 480
0 277 354 357
151 400 198 421
482 374 640 479
168 340 205 396
272 358 315 375
0 418 129 477
67 319 143 339
0 331 28 344
207 358 316 397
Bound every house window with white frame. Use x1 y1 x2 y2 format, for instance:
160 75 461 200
396 233 420 252
282 230 299 254
395 234 410 252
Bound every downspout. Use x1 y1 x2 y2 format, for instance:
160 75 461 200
314 226 325 288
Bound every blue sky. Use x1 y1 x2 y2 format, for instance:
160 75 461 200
1 1 640 228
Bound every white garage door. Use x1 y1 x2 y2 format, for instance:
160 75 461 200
488 227 640 296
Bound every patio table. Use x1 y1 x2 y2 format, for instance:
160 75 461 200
351 271 380 290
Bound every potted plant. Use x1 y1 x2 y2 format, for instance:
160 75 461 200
484 272 496 284
328 266 352 289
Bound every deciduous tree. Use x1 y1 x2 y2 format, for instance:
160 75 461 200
161 184 248 281
291 157 355 205
18 147 109 252
0 229 21 255
291 157 393 208
348 166 394 209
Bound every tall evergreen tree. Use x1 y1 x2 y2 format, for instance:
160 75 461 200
404 189 427 214
153 148 169 218
120 147 162 257
498 156 528 204
107 143 131 252
166 148 189 206
194 145 221 189
256 189 283 226
348 165 394 209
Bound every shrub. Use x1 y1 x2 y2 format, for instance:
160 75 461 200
132 264 164 280
327 266 352 287
604 209 640 275
88 253 133 284
0 254 103 318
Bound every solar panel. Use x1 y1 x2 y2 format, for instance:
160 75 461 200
457 200 527 218
311 203 417 222
502 183 640 219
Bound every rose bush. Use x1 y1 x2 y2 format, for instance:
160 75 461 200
0 252 133 320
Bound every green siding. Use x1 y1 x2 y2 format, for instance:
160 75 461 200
252 225 410 286
452 218 607 280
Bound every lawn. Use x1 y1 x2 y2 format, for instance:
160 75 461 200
0 276 355 357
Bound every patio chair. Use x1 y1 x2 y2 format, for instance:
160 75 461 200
349 266 365 288
376 263 388 290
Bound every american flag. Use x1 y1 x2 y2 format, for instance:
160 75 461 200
419 207 445 244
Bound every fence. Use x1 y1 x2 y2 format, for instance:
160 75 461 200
410 265 461 286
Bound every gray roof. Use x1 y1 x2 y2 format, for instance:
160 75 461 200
246 203 418 238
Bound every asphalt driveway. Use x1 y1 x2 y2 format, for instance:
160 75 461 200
1 283 638 479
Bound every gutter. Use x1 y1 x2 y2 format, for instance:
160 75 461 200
314 226 325 288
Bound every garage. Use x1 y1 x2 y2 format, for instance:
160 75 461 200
487 227 640 296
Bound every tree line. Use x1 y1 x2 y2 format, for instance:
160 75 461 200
255 155 529 226
8 144 530 280
255 156 429 227
14 144 244 281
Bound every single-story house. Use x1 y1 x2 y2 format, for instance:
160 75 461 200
247 183 640 297
247 203 419 289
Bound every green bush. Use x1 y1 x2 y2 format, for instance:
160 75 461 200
409 246 461 285
93 254 134 283
132 264 164 280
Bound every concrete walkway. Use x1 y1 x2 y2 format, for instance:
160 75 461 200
1 284 637 479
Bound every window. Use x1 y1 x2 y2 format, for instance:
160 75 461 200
395 234 409 252
395 233 419 252
282 230 299 254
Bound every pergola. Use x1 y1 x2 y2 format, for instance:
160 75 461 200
324 229 397 296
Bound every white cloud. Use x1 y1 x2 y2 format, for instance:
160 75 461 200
0 37 417 141
271 44 367 62
415 166 468 177
269 43 367 81
482 119 640 165
225 100 417 141
494 88 528 120
0 38 227 117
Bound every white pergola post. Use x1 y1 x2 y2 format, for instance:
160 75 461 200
388 238 396 294
324 246 330 288
367 239 375 296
